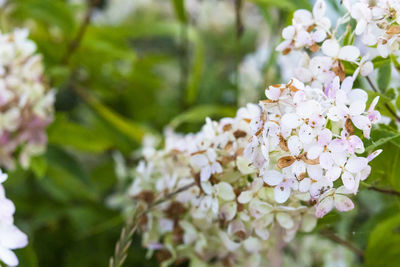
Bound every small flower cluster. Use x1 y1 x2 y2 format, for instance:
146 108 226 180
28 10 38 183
344 0 400 58
277 0 380 92
0 171 28 267
247 78 380 218
129 102 318 266
0 29 54 169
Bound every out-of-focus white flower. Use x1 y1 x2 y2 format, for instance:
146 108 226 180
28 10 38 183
0 29 54 170
0 170 28 266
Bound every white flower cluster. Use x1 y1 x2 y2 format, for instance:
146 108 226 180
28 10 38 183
247 78 380 218
0 29 54 169
129 102 318 266
344 0 400 58
0 171 28 267
128 77 380 265
277 0 381 92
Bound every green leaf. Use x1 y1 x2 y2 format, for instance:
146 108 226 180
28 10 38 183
248 0 298 10
366 215 400 267
48 114 113 153
169 105 237 129
75 87 154 143
365 126 400 153
372 56 391 69
377 62 392 92
171 0 187 23
30 156 48 179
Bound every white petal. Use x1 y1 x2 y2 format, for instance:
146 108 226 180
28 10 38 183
276 212 294 229
345 156 368 173
322 39 340 57
0 247 18 267
263 170 284 186
352 115 370 130
339 46 360 61
299 178 311 192
348 89 368 103
190 154 208 168
238 190 253 204
307 145 323 160
281 113 301 129
282 26 295 40
300 214 317 232
326 166 342 181
361 61 374 76
265 86 281 100
288 135 302 156
200 166 211 181
349 100 366 116
274 185 291 203
342 171 356 190
219 202 237 221
216 182 235 201
315 196 334 218
334 194 354 212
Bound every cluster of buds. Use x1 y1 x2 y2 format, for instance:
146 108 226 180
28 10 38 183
129 77 380 265
0 29 54 169
0 171 28 267
344 0 400 57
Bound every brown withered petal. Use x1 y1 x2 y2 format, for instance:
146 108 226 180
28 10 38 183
333 60 346 81
173 224 184 244
307 24 315 32
233 130 247 139
190 149 206 156
134 190 155 204
224 141 233 151
219 155 235 165
297 172 306 181
282 47 291 55
234 230 247 240
165 202 187 219
309 42 319 53
223 124 232 132
345 118 354 135
279 136 289 152
235 147 244 156
301 153 320 165
156 250 172 263
277 156 296 168
386 25 400 34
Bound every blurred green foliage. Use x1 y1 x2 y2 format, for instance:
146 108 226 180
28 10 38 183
1 0 400 266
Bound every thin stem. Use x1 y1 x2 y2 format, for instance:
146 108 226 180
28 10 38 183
109 182 196 267
366 76 400 122
364 184 400 197
61 0 97 64
320 230 364 258
234 0 243 106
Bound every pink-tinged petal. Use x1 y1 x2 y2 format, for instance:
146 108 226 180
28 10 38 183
281 113 301 129
296 30 313 47
368 96 379 112
265 86 281 100
315 196 334 218
326 166 342 181
299 178 311 192
307 145 323 160
322 39 340 57
274 184 291 203
367 149 382 162
328 139 346 153
318 129 332 146
334 194 354 212
349 100 366 116
368 110 381 123
263 170 284 186
351 115 370 130
347 135 364 153
345 156 368 173
339 46 360 61
342 171 356 190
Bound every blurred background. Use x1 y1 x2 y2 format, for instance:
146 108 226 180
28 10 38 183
2 0 399 266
